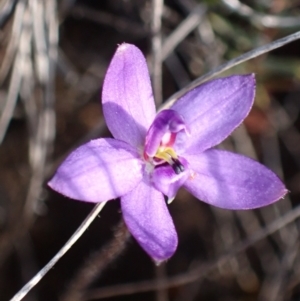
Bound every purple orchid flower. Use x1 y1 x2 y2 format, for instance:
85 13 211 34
49 43 287 263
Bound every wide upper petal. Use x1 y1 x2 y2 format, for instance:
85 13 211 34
102 43 156 149
183 149 287 209
121 178 178 262
171 74 255 154
48 138 143 203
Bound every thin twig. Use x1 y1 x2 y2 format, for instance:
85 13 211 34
14 233 39 301
9 202 107 301
162 30 300 109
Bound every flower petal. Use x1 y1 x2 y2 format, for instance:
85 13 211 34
183 149 287 209
48 138 143 203
151 157 190 200
102 43 156 148
171 74 256 154
121 178 178 262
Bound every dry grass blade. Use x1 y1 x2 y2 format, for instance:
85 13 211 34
0 0 25 84
0 2 31 144
9 202 107 301
163 30 300 109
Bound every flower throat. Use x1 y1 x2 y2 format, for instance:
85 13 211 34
144 110 188 174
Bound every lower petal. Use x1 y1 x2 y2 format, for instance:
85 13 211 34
48 138 143 203
184 149 287 209
121 178 178 262
151 157 190 200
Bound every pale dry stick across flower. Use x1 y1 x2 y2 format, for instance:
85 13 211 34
162 30 300 109
9 202 107 301
84 205 300 300
14 233 40 301
9 30 300 300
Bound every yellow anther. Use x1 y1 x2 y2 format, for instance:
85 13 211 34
154 146 185 174
164 147 178 159
155 152 172 164
155 147 178 164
